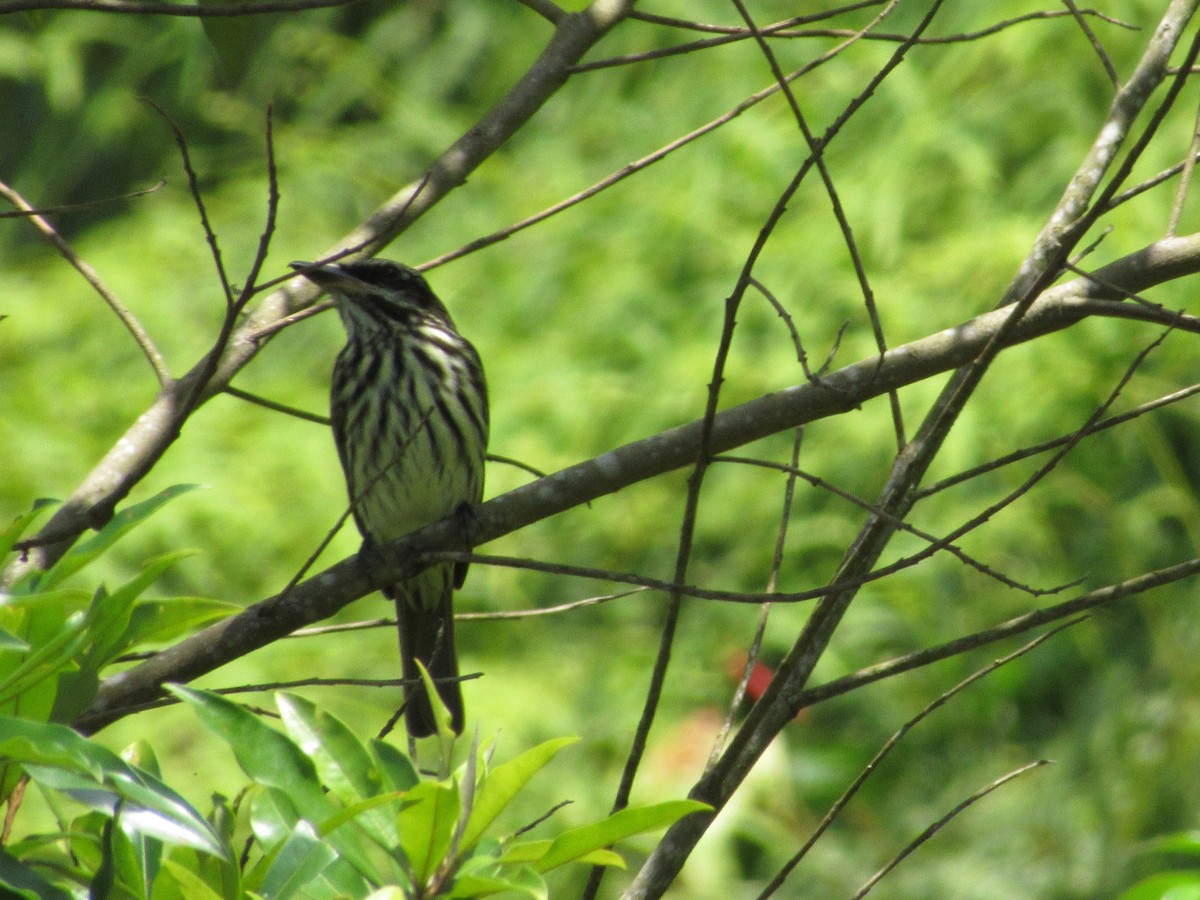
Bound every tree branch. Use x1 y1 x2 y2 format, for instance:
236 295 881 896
73 233 1200 733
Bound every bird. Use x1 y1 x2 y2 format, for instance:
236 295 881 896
291 258 488 737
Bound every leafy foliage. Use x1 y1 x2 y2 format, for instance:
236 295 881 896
0 487 234 737
0 689 706 898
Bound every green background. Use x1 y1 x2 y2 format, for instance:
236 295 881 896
4 1 1200 896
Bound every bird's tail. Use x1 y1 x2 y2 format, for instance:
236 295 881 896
390 563 463 737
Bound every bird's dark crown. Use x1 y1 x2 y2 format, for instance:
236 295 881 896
335 259 432 297
291 258 451 325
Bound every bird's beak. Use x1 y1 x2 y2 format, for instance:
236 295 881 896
290 260 360 291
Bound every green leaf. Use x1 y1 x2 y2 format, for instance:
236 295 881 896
318 791 408 852
0 845 74 900
161 859 226 900
167 686 332 820
257 820 338 899
0 499 57 563
171 688 383 884
0 588 91 612
501 840 625 870
122 597 236 649
577 848 625 868
38 485 199 591
372 739 419 793
198 0 274 84
277 693 382 807
79 550 198 670
26 763 225 857
460 737 577 853
415 659 458 741
1140 832 1200 860
1118 872 1200 900
397 780 460 884
0 612 88 710
121 741 161 779
200 794 242 899
247 785 301 846
46 667 98 724
447 867 548 900
106 807 158 900
0 628 29 652
0 718 225 859
533 800 711 873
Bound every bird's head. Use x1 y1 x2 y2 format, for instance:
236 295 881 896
290 259 454 336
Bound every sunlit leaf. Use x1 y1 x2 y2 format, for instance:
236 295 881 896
257 820 337 899
397 780 460 884
460 737 577 853
533 800 710 872
0 719 225 858
446 867 548 900
161 859 226 900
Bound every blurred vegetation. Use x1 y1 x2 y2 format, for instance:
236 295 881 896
4 0 1200 896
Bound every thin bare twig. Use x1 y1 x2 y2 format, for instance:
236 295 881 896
143 99 233 306
0 181 164 218
603 8 938 898
457 589 644 619
747 278 817 379
916 382 1200 499
238 106 280 310
852 761 1049 898
590 11 907 880
1168 97 1200 235
222 386 331 425
484 453 548 480
628 3 883 35
707 429 804 770
758 622 1074 898
584 8 1131 71
732 0 905 449
1104 154 1200 210
246 299 334 343
1064 0 1120 88
426 10 896 272
512 800 573 839
0 0 361 14
0 179 171 385
713 455 1078 597
797 558 1200 708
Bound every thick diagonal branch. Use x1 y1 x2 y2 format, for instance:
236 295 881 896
74 234 1200 733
